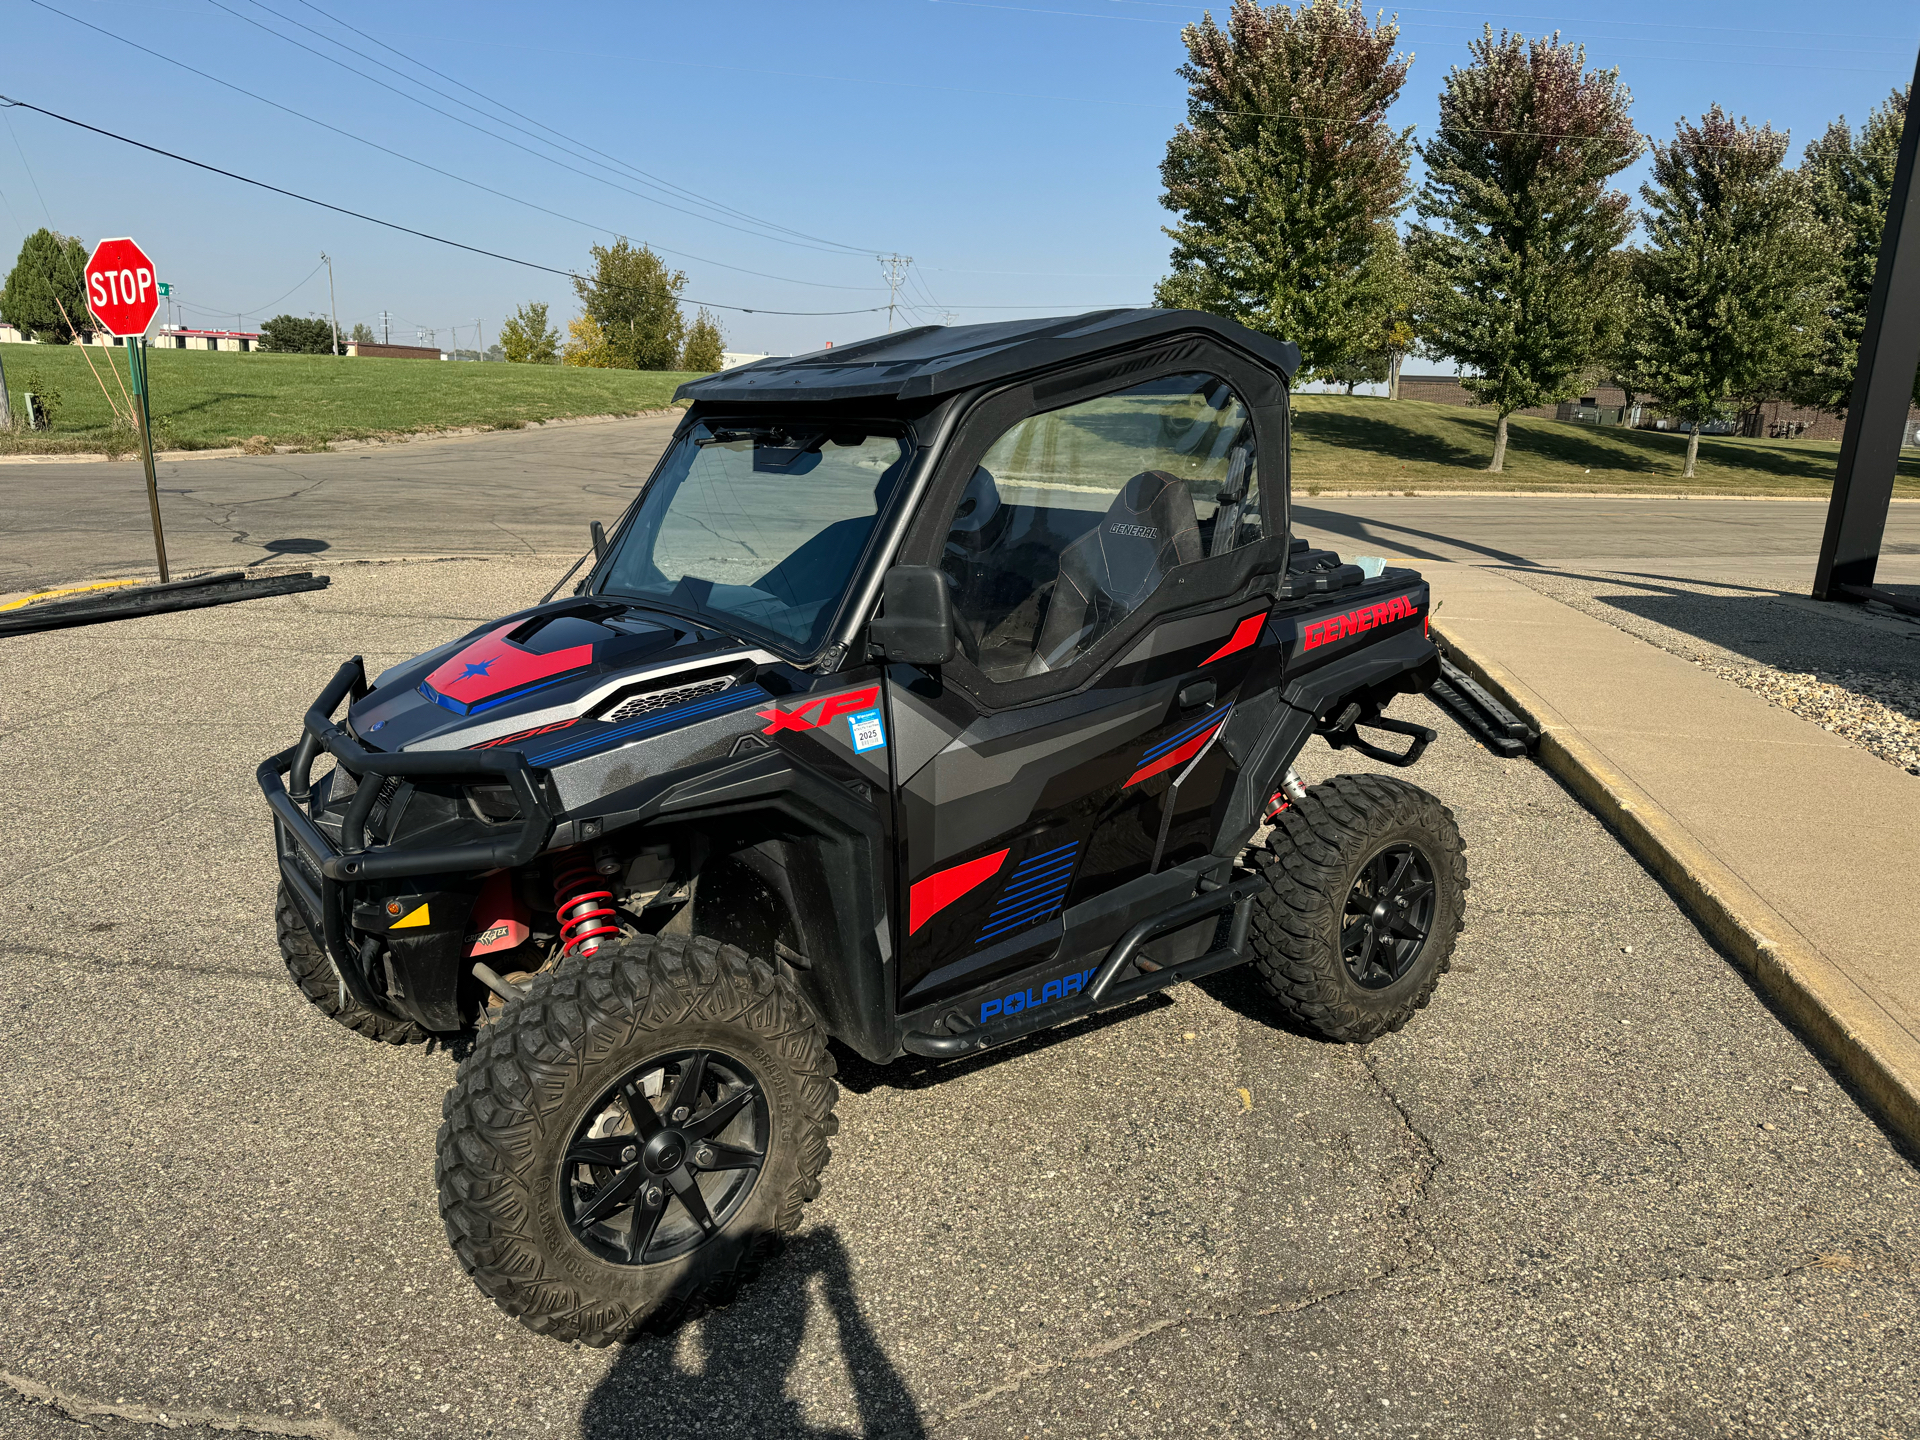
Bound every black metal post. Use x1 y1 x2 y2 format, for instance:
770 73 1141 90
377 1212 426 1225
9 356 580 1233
1812 62 1919 607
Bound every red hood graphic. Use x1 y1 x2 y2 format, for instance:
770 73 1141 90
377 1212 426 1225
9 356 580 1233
421 622 597 712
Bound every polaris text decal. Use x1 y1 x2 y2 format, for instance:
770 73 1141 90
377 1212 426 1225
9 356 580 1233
980 964 1100 1025
1301 593 1419 651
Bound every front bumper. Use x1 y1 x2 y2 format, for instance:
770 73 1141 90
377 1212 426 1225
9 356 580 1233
258 656 556 1030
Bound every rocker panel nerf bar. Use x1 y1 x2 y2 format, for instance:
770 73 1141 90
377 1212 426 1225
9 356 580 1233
899 869 1267 1058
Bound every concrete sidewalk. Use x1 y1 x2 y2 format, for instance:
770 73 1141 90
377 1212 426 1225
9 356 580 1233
1427 563 1919 1144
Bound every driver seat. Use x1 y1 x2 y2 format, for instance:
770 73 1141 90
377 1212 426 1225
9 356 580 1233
1029 470 1202 672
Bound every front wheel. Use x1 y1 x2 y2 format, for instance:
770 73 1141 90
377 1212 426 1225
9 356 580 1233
1247 773 1467 1043
275 881 430 1045
436 935 837 1344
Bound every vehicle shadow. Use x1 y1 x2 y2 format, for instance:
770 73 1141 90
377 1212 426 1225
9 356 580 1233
830 992 1173 1095
578 1226 926 1439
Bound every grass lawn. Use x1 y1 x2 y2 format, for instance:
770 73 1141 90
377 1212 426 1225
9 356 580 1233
0 343 695 455
1292 393 1920 498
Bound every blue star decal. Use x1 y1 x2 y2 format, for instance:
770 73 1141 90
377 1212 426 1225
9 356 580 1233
460 655 497 680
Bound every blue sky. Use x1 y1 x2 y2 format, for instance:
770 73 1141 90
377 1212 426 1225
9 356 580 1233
2 0 1914 359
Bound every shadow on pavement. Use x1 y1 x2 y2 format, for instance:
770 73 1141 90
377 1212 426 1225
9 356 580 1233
1291 503 1541 567
579 1227 925 1439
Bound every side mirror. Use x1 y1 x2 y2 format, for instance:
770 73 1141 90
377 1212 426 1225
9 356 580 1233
870 565 954 665
590 520 608 560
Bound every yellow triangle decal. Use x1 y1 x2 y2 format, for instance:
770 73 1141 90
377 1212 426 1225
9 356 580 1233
391 903 431 929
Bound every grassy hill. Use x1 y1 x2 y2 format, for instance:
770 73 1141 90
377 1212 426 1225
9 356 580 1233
0 343 695 455
1291 393 1918 498
2 342 1912 498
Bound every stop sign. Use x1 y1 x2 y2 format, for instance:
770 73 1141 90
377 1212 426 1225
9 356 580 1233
84 237 160 337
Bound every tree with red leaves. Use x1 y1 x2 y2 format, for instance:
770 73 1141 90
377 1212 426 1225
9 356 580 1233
1408 29 1640 472
1153 0 1414 379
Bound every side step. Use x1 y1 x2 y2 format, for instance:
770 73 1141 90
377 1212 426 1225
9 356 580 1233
1429 656 1538 758
901 870 1268 1059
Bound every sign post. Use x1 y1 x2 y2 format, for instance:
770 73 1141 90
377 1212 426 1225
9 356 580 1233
84 237 168 581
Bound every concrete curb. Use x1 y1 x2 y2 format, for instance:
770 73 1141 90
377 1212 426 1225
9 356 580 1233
1434 621 1920 1152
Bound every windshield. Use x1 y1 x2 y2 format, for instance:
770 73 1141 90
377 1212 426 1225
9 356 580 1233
595 421 911 652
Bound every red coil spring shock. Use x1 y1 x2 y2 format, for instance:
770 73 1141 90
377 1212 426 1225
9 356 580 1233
553 853 619 958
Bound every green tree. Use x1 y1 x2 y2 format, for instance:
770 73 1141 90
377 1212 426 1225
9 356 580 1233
1796 85 1910 416
348 321 375 345
572 240 686 370
1 228 91 343
1634 107 1835 477
258 314 338 353
498 300 559 364
1152 0 1415 378
1407 29 1640 470
679 308 726 372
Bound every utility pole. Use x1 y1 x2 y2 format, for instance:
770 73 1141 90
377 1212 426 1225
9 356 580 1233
320 252 340 355
477 317 484 361
877 254 912 333
381 311 390 345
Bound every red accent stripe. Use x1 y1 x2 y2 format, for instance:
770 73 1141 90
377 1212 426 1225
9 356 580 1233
909 849 1009 935
425 622 595 706
1201 612 1267 666
1123 720 1224 788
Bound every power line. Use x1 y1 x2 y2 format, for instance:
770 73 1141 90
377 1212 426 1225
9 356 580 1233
0 96 893 316
24 0 885 293
205 0 881 258
278 0 881 256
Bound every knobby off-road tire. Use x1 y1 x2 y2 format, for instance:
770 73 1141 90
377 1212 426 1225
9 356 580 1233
274 880 431 1045
437 933 838 1345
1248 773 1467 1043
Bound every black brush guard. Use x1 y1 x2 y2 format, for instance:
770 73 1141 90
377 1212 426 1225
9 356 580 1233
257 656 555 1020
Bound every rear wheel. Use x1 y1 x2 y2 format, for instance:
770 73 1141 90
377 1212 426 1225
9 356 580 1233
436 934 836 1344
1247 773 1467 1043
275 880 429 1045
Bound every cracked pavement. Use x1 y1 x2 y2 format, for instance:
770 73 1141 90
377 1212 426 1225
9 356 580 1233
0 534 1914 1434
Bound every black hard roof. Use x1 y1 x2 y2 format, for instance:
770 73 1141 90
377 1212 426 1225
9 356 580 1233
673 307 1300 406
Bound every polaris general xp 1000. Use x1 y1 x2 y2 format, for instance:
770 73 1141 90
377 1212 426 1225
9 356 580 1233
260 309 1467 1343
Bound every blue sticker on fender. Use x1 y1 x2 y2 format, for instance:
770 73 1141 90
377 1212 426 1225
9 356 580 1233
847 708 887 753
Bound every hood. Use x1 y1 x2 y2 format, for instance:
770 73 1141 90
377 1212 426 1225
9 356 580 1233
347 599 767 754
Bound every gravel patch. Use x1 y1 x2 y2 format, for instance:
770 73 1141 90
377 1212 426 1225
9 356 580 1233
1504 567 1920 773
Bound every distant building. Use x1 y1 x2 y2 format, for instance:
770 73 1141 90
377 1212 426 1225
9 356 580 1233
0 322 260 351
719 351 773 370
346 342 445 361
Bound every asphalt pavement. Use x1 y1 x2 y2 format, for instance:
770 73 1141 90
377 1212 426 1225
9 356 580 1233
5 413 1917 598
0 553 1913 1438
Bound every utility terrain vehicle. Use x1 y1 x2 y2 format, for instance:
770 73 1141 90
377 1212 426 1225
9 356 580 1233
259 309 1467 1343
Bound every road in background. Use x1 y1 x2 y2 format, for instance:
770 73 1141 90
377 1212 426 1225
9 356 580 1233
5 415 1917 596
0 416 681 594
0 557 1912 1437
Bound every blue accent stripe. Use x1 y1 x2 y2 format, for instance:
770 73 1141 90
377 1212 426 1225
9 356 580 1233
1138 708 1224 764
527 686 768 765
985 862 1078 910
976 839 1080 942
1008 840 1079 871
976 900 1070 944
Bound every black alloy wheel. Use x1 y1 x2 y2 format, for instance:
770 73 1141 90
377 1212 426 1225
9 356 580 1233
1340 842 1437 990
560 1048 770 1266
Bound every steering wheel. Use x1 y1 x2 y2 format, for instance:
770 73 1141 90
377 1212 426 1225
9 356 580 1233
949 606 982 665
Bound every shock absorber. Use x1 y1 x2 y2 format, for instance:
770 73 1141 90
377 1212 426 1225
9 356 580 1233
553 851 620 958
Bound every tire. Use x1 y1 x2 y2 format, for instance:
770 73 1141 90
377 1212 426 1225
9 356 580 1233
275 880 430 1045
436 933 837 1345
1247 773 1467 1044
